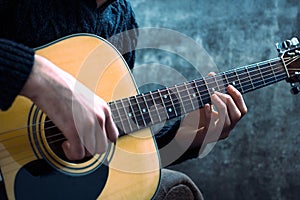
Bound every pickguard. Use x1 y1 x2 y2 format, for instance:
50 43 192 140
14 159 108 200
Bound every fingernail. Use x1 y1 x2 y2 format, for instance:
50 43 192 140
205 104 211 112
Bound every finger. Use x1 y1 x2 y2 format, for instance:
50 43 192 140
104 108 119 142
82 117 99 155
94 111 108 154
85 149 92 157
59 119 86 160
95 127 108 155
210 93 231 134
208 72 216 76
62 140 85 161
105 117 119 142
214 91 241 128
211 93 230 125
204 103 212 132
227 85 248 116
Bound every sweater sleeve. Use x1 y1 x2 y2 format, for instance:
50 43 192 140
0 39 34 111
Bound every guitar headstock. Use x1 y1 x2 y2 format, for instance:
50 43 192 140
276 37 300 94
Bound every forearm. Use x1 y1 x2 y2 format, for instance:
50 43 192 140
0 39 34 110
20 54 118 160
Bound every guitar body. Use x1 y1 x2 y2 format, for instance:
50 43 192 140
0 34 160 199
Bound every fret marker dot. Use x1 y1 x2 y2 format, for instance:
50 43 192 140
192 94 196 97
142 108 146 113
168 108 173 112
164 95 168 99
128 113 132 117
232 81 236 86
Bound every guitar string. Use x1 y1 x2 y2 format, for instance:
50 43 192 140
0 57 296 165
0 60 287 144
0 68 290 168
0 69 288 147
111 58 285 115
112 63 283 115
112 68 287 132
110 61 287 124
111 56 295 122
0 57 294 139
0 129 107 170
0 58 289 139
109 57 295 131
0 56 296 170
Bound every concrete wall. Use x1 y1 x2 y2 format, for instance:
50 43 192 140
131 0 300 199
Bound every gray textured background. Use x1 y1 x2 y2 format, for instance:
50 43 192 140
131 0 300 199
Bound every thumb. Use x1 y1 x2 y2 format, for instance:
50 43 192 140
62 140 85 161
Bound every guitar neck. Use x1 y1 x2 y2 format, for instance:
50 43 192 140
109 57 288 136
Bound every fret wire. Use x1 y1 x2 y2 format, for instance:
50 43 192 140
192 80 204 105
269 60 278 82
128 97 141 129
224 59 282 90
181 83 196 113
113 100 127 133
132 62 284 117
157 89 169 119
248 65 265 88
222 72 230 88
234 69 244 93
242 72 286 93
167 88 178 117
225 70 237 88
245 67 255 89
109 61 286 126
113 71 284 125
216 73 227 93
175 85 187 114
137 94 152 126
257 63 266 86
134 95 147 127
274 64 286 76
112 71 286 126
142 93 154 125
161 89 177 119
213 75 221 92
260 63 277 82
120 98 134 133
109 102 121 126
236 68 254 92
112 61 284 119
183 82 195 110
186 81 198 109
203 76 215 96
152 89 169 122
149 91 163 123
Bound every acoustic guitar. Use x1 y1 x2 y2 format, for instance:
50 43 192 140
0 34 299 199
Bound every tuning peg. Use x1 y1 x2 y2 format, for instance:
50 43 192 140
283 40 292 49
290 37 299 46
290 86 300 95
276 37 300 52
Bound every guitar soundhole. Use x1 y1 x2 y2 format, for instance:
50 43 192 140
44 117 91 163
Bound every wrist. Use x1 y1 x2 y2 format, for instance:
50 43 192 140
20 54 45 101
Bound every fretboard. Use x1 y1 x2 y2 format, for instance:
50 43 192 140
109 57 287 136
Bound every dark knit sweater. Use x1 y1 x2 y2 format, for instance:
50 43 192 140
0 0 138 110
0 0 198 169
